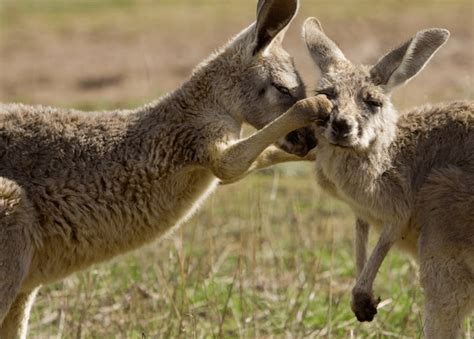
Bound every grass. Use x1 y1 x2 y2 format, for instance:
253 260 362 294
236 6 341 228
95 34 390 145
2 0 471 44
28 170 470 338
2 0 472 107
1 0 472 337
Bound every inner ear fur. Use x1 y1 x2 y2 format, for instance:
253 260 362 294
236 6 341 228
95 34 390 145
370 28 450 90
253 0 298 55
302 17 347 73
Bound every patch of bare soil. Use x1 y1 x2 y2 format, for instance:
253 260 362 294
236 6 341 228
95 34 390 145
0 1 472 110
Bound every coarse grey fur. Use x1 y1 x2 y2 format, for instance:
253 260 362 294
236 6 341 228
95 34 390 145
303 17 473 338
0 1 337 337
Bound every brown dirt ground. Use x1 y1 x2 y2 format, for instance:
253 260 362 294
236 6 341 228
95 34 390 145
0 0 473 110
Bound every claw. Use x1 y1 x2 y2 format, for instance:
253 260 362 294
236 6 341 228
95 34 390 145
351 290 380 322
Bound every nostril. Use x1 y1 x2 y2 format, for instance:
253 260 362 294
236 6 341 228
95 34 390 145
332 118 351 137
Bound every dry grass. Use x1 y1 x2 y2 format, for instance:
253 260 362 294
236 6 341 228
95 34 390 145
29 173 427 338
0 0 473 337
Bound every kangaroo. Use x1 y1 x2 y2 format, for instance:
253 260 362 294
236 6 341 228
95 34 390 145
302 18 473 338
0 1 334 337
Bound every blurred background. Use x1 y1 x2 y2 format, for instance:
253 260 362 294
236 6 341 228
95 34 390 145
1 0 473 337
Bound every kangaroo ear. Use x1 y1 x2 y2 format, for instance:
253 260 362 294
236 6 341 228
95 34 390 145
370 28 450 91
302 17 347 73
253 0 298 55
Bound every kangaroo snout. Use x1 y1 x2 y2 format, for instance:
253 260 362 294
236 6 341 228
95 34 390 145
331 117 352 139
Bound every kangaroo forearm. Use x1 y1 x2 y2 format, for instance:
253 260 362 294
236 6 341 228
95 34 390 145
219 146 309 185
354 224 400 291
211 113 301 180
355 219 369 278
212 95 332 181
251 146 309 169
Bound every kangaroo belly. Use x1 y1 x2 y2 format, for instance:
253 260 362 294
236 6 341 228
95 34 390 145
316 164 420 257
23 168 218 289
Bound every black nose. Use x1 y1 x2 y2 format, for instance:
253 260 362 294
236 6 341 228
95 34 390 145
332 118 351 138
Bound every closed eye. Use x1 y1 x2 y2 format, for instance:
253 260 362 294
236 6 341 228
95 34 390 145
365 99 382 108
272 83 292 96
362 89 384 110
363 95 383 109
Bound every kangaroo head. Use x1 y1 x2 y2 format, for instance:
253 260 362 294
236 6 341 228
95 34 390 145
302 18 449 152
220 0 315 156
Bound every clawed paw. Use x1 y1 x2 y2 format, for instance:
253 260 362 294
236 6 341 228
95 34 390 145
351 290 381 322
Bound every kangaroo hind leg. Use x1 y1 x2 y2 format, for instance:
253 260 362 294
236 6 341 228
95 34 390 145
1 289 39 339
0 178 36 339
420 246 473 339
417 168 474 339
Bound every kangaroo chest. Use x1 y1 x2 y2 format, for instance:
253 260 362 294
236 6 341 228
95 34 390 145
316 165 380 224
315 154 419 256
314 147 380 221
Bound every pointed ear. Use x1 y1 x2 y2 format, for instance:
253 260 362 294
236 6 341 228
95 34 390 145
253 0 298 55
302 17 347 73
370 28 450 91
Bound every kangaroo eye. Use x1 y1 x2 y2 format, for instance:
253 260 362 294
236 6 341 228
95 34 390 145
365 99 382 109
272 83 291 96
363 90 383 110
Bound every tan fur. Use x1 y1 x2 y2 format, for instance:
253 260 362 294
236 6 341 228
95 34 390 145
0 1 335 337
304 18 473 338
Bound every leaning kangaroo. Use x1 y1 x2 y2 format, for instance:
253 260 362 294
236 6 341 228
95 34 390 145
0 1 333 337
303 18 473 338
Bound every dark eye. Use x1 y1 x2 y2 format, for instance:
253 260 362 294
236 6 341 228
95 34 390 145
272 83 292 96
365 99 382 109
